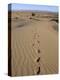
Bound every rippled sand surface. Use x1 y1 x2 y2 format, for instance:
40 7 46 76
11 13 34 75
9 11 58 76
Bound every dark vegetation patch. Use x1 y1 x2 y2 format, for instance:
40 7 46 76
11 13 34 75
29 17 40 21
32 13 35 16
29 17 32 19
15 17 18 20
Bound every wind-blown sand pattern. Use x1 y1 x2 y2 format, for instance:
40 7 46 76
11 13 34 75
8 11 58 76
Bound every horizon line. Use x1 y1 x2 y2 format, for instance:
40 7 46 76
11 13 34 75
8 3 58 13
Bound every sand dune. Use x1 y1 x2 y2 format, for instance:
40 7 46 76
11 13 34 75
9 11 58 76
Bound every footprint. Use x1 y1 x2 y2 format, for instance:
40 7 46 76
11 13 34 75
37 34 40 37
37 40 40 43
33 33 36 38
37 57 40 62
32 43 35 46
38 49 41 53
37 67 40 74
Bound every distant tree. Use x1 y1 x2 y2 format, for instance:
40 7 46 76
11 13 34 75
15 17 18 19
32 13 35 16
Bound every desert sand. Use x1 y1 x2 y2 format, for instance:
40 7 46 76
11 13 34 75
9 11 58 76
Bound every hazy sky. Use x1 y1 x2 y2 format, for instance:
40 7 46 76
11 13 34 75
9 3 58 12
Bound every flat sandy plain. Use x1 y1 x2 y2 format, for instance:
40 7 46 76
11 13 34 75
8 11 58 76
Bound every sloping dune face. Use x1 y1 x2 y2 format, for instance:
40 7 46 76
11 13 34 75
11 11 58 76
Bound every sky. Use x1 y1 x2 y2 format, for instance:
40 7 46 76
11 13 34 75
8 3 58 12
